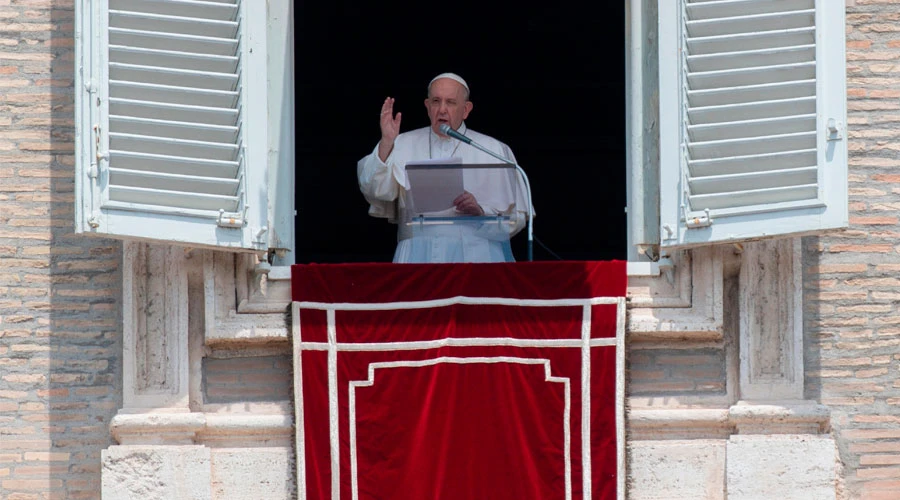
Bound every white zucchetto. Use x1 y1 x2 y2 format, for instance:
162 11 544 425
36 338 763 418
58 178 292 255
428 72 470 96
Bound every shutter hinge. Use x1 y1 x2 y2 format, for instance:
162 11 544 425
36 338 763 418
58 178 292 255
87 123 104 229
684 207 712 229
658 253 676 285
662 224 675 242
826 118 843 142
252 226 269 247
217 207 248 228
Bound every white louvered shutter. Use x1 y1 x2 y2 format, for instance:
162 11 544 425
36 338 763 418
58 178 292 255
75 0 269 251
658 0 847 248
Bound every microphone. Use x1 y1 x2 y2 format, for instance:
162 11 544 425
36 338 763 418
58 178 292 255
439 123 473 144
439 123 536 261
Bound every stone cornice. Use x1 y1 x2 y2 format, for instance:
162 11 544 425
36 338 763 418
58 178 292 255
110 411 293 447
628 401 831 440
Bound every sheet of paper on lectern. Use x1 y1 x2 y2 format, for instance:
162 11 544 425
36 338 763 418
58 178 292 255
405 158 464 214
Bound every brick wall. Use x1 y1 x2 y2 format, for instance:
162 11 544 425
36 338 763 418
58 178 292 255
0 0 123 498
203 355 293 404
805 3 900 499
629 347 727 397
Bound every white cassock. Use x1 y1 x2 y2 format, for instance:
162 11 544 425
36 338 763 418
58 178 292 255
357 123 533 263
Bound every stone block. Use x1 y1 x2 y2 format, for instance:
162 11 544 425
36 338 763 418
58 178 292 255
628 440 725 500
726 435 836 500
211 447 295 499
101 445 211 500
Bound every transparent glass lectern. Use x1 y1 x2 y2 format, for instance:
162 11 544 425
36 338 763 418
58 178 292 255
399 163 519 263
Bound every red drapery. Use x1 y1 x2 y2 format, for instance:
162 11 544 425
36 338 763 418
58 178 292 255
292 261 626 499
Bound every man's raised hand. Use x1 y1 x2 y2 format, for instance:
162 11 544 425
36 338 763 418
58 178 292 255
378 97 401 162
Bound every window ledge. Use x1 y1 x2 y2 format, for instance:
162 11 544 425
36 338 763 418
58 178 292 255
627 261 660 277
222 255 722 345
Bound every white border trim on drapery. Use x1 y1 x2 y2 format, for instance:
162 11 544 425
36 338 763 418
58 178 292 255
293 295 626 500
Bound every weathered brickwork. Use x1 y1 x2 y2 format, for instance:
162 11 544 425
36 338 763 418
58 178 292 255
0 0 123 499
628 348 727 397
805 3 900 499
203 355 293 404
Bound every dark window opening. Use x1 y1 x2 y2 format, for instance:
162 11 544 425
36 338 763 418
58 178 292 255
295 2 626 263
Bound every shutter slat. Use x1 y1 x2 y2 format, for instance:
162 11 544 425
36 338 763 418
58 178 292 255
110 98 238 126
110 45 238 73
109 28 237 56
688 114 815 143
687 27 815 56
688 132 816 160
688 96 815 125
686 10 815 38
110 133 239 161
689 166 817 195
687 62 815 91
688 79 815 107
687 44 814 73
110 115 239 144
109 10 239 39
110 0 237 21
109 185 240 212
687 0 814 20
689 184 818 210
688 149 817 178
110 150 239 178
109 168 240 196
110 81 239 108
109 62 238 91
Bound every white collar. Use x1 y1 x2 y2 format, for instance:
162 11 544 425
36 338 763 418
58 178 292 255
429 122 466 159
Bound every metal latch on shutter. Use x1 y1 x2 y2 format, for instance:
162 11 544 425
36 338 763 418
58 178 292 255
217 207 248 228
683 207 712 229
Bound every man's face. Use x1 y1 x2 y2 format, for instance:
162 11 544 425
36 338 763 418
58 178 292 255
424 78 473 136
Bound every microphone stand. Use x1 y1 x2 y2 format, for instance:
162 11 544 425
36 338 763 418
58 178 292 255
447 135 535 261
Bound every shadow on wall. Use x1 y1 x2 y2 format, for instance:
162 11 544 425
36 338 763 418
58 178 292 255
802 236 823 407
47 1 122 497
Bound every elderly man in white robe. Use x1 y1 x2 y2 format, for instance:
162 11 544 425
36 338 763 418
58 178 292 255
357 73 533 263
